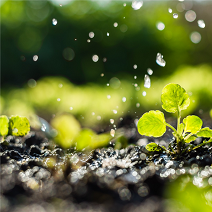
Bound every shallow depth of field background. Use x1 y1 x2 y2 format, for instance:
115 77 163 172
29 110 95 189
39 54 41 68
1 0 212 130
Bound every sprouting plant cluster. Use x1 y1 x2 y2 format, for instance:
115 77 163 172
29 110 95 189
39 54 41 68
137 83 212 155
0 115 30 141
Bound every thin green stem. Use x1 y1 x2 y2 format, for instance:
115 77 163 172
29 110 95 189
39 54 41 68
184 133 193 141
165 123 178 135
177 107 181 135
192 138 212 151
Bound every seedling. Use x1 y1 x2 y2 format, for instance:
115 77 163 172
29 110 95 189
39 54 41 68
137 83 212 155
0 115 30 142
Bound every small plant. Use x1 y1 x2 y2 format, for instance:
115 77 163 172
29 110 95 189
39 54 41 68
0 115 30 142
137 83 212 155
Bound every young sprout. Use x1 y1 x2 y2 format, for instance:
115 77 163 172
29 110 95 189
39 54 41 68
137 83 212 155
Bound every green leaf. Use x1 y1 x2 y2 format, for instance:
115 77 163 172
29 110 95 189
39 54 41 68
9 116 30 136
161 83 190 113
179 123 184 135
183 115 202 134
185 135 197 143
137 110 166 137
0 115 9 136
146 143 163 152
197 127 212 138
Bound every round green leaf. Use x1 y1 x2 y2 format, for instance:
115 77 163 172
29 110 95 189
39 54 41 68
137 110 166 137
197 127 212 138
183 115 202 134
9 116 30 136
0 115 9 136
161 83 190 113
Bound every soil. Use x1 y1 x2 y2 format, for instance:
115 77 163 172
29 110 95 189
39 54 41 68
1 119 212 212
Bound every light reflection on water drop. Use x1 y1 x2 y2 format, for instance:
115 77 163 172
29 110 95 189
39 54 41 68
87 39 90 43
185 10 196 22
33 55 38 61
89 32 94 38
107 32 109 36
156 22 165 31
123 3 126 7
190 31 201 44
198 20 205 28
144 75 151 88
147 68 153 75
134 76 137 79
114 22 118 27
110 129 115 137
113 110 117 114
132 0 143 10
57 98 61 101
173 13 178 19
101 73 104 77
168 8 172 13
110 119 114 124
133 64 137 69
107 95 111 99
136 103 140 108
13 128 18 134
52 18 57 25
142 91 146 96
156 53 166 67
92 55 99 62
122 97 126 102
70 107 73 110
58 83 63 88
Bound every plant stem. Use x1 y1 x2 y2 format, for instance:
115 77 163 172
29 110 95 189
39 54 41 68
192 138 212 150
176 107 181 154
166 123 178 135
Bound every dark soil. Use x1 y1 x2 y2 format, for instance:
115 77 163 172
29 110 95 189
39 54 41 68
1 122 212 212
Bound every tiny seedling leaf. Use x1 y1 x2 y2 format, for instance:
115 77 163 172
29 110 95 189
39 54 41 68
196 127 212 138
183 115 202 134
9 116 30 136
161 83 190 113
146 143 163 152
0 115 9 136
137 110 166 137
185 135 197 143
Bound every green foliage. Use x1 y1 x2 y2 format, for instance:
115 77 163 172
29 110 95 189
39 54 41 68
0 115 9 136
9 116 30 136
137 83 212 155
0 115 30 140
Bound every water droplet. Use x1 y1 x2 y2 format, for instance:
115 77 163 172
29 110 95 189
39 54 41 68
198 20 205 28
89 32 95 38
109 77 121 89
110 119 114 124
70 107 73 110
178 0 184 1
113 110 117 114
132 0 143 10
110 129 115 137
87 39 91 43
136 103 140 108
33 55 38 61
156 22 165 31
173 13 178 19
101 73 104 77
63 48 75 61
13 128 18 134
190 31 201 44
97 116 101 120
122 97 127 102
134 83 138 87
107 95 111 99
52 18 57 25
57 98 61 101
103 57 107 62
107 83 109 86
147 68 153 75
59 4 62 7
114 22 118 27
168 8 172 13
156 53 166 67
28 79 37 88
144 75 151 88
123 3 126 7
133 64 137 69
92 112 95 115
92 55 99 62
107 32 109 36
185 10 196 22
58 83 63 88
134 76 137 80
41 124 46 132
142 91 146 96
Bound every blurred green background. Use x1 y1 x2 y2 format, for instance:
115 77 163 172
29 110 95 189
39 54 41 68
1 0 212 129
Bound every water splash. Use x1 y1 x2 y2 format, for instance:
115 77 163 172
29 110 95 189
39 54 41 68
198 20 205 28
132 0 143 10
144 75 151 88
52 18 57 25
156 53 166 67
173 13 178 19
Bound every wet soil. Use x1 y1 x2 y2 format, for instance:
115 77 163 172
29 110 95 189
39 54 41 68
1 120 212 212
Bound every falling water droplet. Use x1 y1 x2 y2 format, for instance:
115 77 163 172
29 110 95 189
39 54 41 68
33 55 38 61
133 64 137 69
198 20 205 28
136 103 140 108
185 10 196 22
101 73 104 77
190 31 201 44
70 107 73 110
123 3 126 7
168 8 172 13
144 75 151 88
142 91 146 96
113 110 117 114
107 32 109 36
89 32 95 38
110 129 115 137
156 22 165 31
28 79 37 88
132 0 143 10
156 53 166 67
107 95 111 99
114 22 118 27
92 55 99 62
122 97 127 102
57 98 61 101
92 112 95 115
103 58 107 62
52 18 57 25
87 39 91 43
13 128 18 134
97 116 101 120
173 13 178 19
147 68 153 75
110 119 114 124
134 76 137 79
